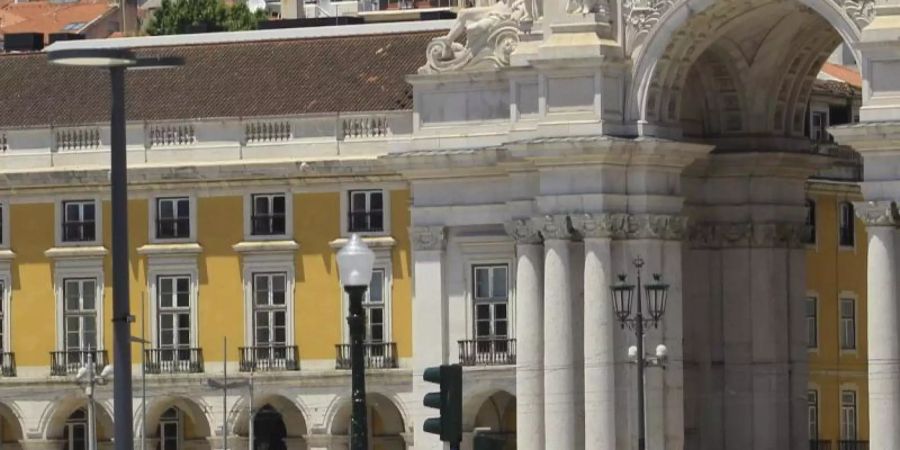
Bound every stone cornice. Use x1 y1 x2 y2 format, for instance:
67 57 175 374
409 226 445 251
689 222 806 249
854 201 899 227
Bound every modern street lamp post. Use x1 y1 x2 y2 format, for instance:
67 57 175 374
336 234 376 450
48 48 182 450
609 257 670 450
76 354 114 450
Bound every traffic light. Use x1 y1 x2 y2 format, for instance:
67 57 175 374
422 364 462 444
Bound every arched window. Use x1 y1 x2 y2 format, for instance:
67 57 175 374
158 407 181 450
839 202 855 247
805 199 816 245
63 409 87 450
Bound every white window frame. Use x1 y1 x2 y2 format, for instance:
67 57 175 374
804 198 817 248
55 198 102 247
0 199 8 249
839 293 857 353
808 388 819 440
241 257 295 349
159 407 183 450
810 107 830 142
838 201 856 250
840 387 859 441
471 263 511 341
341 257 393 343
806 294 818 351
243 192 293 241
340 187 391 237
459 239 516 343
149 195 197 244
64 410 88 450
148 263 199 350
0 273 10 352
54 263 104 351
59 277 102 353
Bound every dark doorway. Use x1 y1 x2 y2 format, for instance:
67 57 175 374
253 405 287 450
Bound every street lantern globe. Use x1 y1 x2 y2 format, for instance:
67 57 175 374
47 48 137 68
610 274 635 323
337 234 375 288
644 273 669 323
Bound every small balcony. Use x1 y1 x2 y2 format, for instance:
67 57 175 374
838 441 869 450
239 345 299 372
810 440 832 450
50 350 108 376
458 339 516 366
0 352 15 377
335 342 398 369
144 348 204 374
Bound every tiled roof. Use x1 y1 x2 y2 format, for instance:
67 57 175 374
0 30 438 128
820 62 862 89
812 78 859 98
0 0 115 36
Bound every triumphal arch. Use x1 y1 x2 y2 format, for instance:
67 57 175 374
405 0 900 449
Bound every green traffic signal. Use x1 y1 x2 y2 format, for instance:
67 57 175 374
422 364 462 444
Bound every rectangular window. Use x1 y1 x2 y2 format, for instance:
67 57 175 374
806 297 817 349
364 269 386 343
62 201 96 242
808 390 819 439
804 199 816 245
253 273 287 349
473 264 509 342
157 276 191 361
348 190 384 233
811 111 828 142
841 298 856 350
251 194 286 236
839 202 855 247
63 279 98 353
841 390 858 440
159 408 180 450
156 197 190 239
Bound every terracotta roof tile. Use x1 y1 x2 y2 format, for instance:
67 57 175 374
820 62 862 89
0 0 115 36
0 30 439 128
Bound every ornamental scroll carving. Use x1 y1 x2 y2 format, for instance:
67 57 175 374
689 222 805 249
418 0 526 74
840 0 876 30
570 213 629 239
504 219 543 244
409 226 446 251
855 201 900 227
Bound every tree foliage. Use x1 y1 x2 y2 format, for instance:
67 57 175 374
146 0 267 36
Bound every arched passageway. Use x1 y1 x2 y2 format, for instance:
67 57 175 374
0 402 24 445
468 391 515 450
329 393 407 450
46 398 114 449
233 394 307 450
145 397 212 450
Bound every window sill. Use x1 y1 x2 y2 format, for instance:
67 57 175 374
329 236 395 250
232 240 299 254
0 250 13 261
44 246 107 259
137 242 203 256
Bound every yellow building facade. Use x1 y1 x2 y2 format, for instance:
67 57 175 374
806 180 869 449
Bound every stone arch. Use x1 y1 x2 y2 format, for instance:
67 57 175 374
328 393 406 449
232 393 308 439
0 402 26 443
43 396 114 441
143 396 212 444
628 0 866 135
469 391 515 450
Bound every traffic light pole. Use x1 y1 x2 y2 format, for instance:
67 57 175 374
347 286 369 450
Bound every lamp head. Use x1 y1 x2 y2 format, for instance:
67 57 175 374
655 344 668 359
644 273 670 324
100 364 113 379
48 48 137 68
337 234 375 288
627 345 638 361
610 274 635 324
75 366 88 381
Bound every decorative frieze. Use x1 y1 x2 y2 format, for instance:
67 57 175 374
689 222 806 248
535 215 572 241
842 0 876 30
504 219 543 244
570 213 628 239
855 201 899 227
409 226 446 251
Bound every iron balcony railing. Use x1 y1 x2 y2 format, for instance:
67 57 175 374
838 441 869 450
239 345 299 372
810 440 832 450
144 348 204 374
50 350 108 376
348 210 384 233
458 338 516 366
0 352 14 377
335 342 398 369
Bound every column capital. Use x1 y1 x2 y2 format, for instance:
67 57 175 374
570 213 627 239
855 201 900 227
626 214 688 240
689 222 805 248
409 225 446 251
505 218 543 244
535 214 572 240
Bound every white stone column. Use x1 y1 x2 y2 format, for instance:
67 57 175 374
410 226 448 450
571 214 620 450
859 203 900 450
505 220 545 450
537 215 577 450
